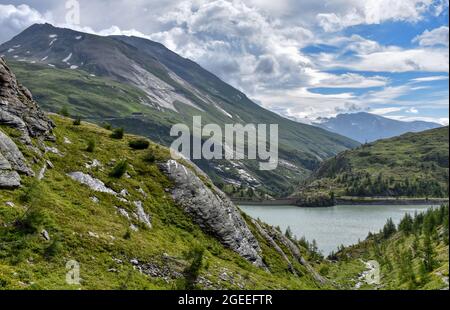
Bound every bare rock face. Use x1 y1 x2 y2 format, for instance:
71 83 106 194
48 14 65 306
0 57 54 188
0 130 33 176
160 160 264 267
0 57 54 142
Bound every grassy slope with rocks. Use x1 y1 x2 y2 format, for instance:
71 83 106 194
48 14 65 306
328 205 449 290
297 127 449 201
0 115 334 290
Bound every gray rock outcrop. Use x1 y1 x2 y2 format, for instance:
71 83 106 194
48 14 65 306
0 130 28 188
0 57 55 188
133 201 152 229
0 169 21 188
67 172 117 195
0 130 33 175
0 57 54 142
160 159 264 267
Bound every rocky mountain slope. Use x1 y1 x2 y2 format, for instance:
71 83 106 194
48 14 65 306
1 57 447 291
0 57 331 289
0 23 359 199
298 127 449 200
314 112 442 143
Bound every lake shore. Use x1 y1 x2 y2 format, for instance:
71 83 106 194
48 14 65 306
233 197 449 207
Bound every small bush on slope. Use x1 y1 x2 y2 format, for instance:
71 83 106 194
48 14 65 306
110 128 124 139
109 160 128 178
129 139 150 150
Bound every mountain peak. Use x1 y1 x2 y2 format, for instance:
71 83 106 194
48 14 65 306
314 112 441 143
0 24 359 197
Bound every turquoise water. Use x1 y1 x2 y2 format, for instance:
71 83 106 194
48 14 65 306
239 204 436 255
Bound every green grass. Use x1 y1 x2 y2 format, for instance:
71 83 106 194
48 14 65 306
1 116 447 290
0 115 328 290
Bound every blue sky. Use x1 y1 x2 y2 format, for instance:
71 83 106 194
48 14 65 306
0 0 448 124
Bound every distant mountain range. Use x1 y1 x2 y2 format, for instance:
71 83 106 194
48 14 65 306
0 23 359 198
314 112 442 143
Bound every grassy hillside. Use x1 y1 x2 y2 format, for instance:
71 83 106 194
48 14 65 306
1 115 447 290
0 115 334 290
298 127 449 200
328 205 449 290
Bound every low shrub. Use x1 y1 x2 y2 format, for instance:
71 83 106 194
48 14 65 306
110 128 124 139
101 122 112 130
142 152 156 163
86 139 96 153
177 246 205 290
45 240 64 258
59 106 70 117
73 116 82 126
110 160 128 178
129 139 150 150
15 207 51 234
19 180 42 204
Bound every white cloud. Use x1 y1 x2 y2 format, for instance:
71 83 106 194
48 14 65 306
312 33 449 74
314 73 388 88
150 0 315 95
252 87 361 121
413 26 449 46
406 107 419 114
370 107 405 115
411 75 449 82
0 4 52 43
327 47 449 73
317 0 447 32
362 85 413 104
0 1 447 123
386 115 449 125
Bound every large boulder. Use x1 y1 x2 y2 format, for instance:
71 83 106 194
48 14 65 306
160 160 264 267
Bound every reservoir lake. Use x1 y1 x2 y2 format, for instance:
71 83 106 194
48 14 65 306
239 204 437 255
